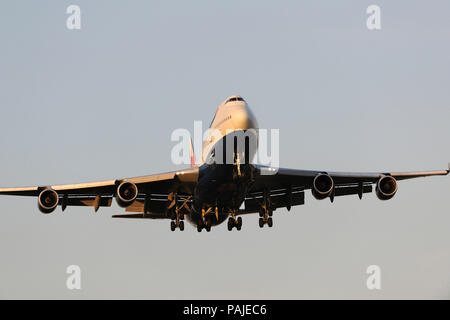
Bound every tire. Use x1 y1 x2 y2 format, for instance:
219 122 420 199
179 220 184 231
268 217 273 228
197 224 202 232
227 218 233 231
170 221 176 231
259 218 264 228
236 217 242 230
205 220 211 232
268 209 273 217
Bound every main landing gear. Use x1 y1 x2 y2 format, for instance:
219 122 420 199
227 208 242 231
171 219 184 231
258 189 274 228
170 209 184 231
227 216 242 231
258 216 273 228
168 192 189 232
197 219 211 232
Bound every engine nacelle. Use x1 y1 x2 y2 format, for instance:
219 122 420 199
376 175 398 200
38 188 59 214
116 181 138 207
312 173 334 200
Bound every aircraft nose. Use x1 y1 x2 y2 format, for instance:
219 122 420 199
232 104 257 130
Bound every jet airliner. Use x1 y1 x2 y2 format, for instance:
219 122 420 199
0 95 448 232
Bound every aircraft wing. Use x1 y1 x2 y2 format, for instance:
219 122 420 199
241 164 449 214
0 167 198 216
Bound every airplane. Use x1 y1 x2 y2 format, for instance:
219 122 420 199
0 95 448 232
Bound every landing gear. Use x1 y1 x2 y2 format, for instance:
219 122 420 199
170 219 185 231
197 219 211 232
258 188 274 228
168 192 190 231
169 211 185 231
237 217 242 230
227 216 242 231
227 218 233 231
259 216 273 228
258 205 274 228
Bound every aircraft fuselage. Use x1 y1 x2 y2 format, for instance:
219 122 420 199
188 95 258 229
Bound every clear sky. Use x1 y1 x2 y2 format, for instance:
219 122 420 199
0 0 449 299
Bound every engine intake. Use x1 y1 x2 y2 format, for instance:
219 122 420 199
312 173 334 200
116 181 138 207
38 189 59 214
376 175 397 200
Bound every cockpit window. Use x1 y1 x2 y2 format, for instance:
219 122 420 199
225 97 244 104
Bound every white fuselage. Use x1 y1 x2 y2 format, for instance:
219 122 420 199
201 95 259 165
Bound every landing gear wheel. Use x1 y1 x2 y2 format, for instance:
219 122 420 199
170 221 176 231
258 208 264 217
179 220 184 231
205 220 211 232
267 217 273 228
227 218 234 231
236 217 242 231
268 209 273 217
197 224 202 232
259 217 264 228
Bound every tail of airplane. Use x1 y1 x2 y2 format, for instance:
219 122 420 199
189 137 196 168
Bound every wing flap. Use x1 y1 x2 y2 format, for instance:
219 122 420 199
125 199 167 214
244 187 305 213
61 195 113 208
334 184 372 197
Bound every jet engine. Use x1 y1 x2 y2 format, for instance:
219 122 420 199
116 181 138 207
38 188 59 214
312 173 334 200
376 175 398 200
